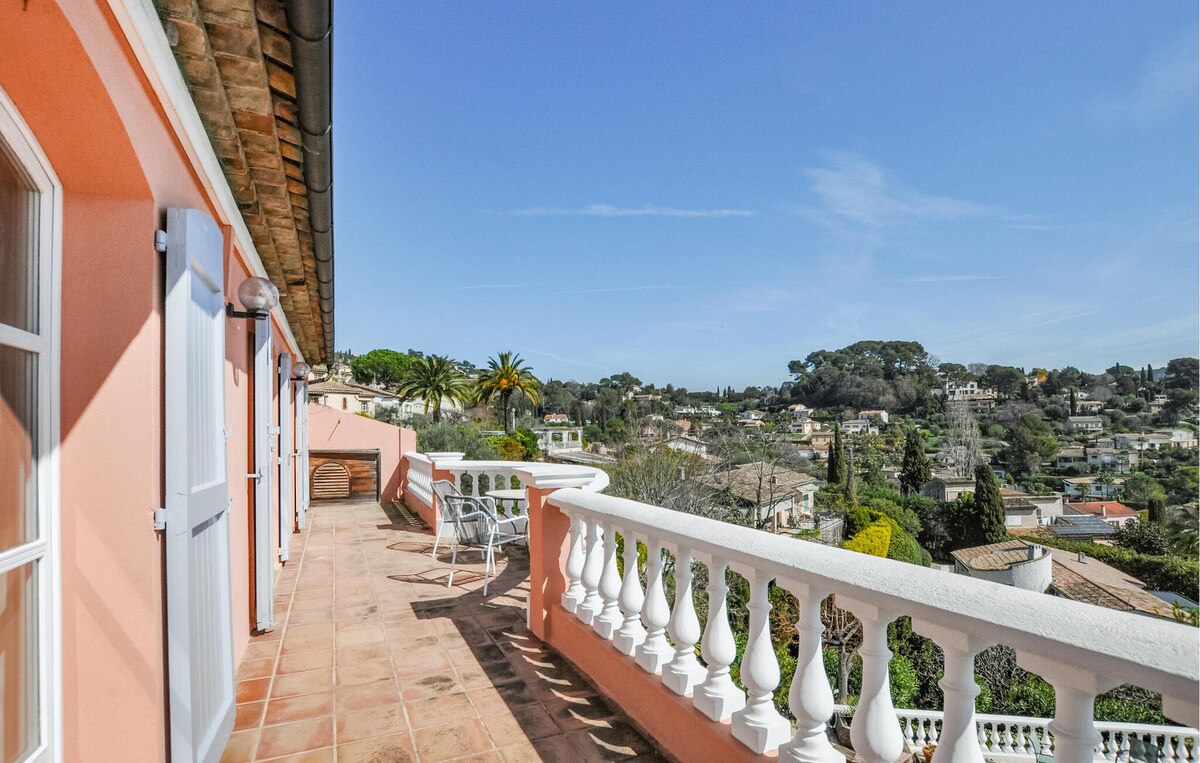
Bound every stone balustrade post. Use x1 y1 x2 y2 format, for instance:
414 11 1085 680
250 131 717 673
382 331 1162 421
560 514 585 613
693 557 745 722
576 520 604 625
613 529 647 655
593 522 624 639
635 539 673 674
732 570 791 753
1018 652 1118 763
914 620 992 763
843 598 906 763
661 546 705 695
778 581 842 763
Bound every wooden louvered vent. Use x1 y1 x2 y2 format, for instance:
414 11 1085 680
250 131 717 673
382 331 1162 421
311 462 351 499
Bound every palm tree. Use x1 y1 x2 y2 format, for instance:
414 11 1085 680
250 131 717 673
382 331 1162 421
396 355 469 422
477 352 542 433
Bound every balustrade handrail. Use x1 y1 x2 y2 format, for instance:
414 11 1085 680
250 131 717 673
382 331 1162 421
403 452 610 494
547 489 1197 717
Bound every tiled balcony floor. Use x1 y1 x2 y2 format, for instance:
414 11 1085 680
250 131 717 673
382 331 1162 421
223 497 665 762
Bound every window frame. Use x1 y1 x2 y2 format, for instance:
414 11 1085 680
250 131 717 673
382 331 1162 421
0 83 63 763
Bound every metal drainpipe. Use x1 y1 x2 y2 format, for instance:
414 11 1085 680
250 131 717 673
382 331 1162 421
286 0 335 361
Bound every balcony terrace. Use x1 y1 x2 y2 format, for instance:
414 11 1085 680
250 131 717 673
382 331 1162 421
224 495 663 762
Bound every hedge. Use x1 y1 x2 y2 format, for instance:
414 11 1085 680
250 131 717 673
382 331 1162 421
1033 537 1199 600
844 520 892 557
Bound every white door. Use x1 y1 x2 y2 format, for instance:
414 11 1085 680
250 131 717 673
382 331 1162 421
277 353 293 561
252 319 275 630
164 207 235 763
296 382 309 529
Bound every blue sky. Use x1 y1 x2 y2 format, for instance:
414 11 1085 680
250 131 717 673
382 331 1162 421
332 3 1198 390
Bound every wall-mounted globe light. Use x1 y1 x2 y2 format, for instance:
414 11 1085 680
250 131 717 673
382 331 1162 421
226 276 280 320
291 362 312 382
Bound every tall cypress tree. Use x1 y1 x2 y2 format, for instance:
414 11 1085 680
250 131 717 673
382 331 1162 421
1069 388 1077 416
843 446 858 507
899 429 933 495
974 464 1007 546
827 422 847 486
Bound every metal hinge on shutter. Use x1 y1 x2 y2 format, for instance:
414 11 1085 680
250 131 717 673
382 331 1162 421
153 507 167 531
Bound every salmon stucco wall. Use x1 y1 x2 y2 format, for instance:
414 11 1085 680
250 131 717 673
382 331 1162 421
0 1 306 759
307 403 416 503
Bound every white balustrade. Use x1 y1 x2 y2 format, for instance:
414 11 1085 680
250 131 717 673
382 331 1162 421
546 488 1199 761
635 539 673 674
613 529 647 655
731 569 792 753
561 515 586 613
693 557 745 722
405 452 434 508
593 522 623 639
577 521 604 625
661 546 705 696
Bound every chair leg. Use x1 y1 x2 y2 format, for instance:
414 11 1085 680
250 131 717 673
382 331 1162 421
483 546 492 595
431 519 441 559
448 541 457 589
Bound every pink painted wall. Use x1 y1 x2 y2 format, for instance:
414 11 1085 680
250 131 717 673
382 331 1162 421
524 488 760 762
0 1 307 758
307 403 416 503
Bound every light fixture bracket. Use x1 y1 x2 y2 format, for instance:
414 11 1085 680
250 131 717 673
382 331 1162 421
225 303 269 321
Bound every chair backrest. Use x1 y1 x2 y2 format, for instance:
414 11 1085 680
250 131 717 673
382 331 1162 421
442 495 497 548
431 479 460 508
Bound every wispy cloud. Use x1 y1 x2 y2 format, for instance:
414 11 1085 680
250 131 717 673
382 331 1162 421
522 349 611 371
893 275 998 284
1090 36 1198 125
801 152 998 231
491 204 755 218
1019 304 1074 321
459 283 529 290
563 284 681 295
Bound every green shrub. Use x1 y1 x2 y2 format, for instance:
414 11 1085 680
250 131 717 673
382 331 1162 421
844 520 892 557
865 497 921 536
845 505 871 535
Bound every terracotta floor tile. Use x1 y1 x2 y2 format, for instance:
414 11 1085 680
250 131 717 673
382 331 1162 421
393 649 452 677
400 670 462 701
234 700 265 732
336 642 392 665
286 609 334 625
335 702 408 744
237 658 277 681
445 752 503 763
413 717 494 762
565 722 657 762
336 659 395 687
276 650 333 675
335 678 401 711
271 668 334 698
236 677 272 704
406 691 475 729
336 625 385 646
255 716 334 759
284 622 335 639
257 748 334 763
243 642 283 661
482 703 562 747
281 634 335 655
544 697 615 732
337 733 416 763
263 691 334 726
219 729 259 762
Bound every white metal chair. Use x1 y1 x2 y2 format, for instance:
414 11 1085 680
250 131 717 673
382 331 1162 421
430 479 461 559
442 493 526 595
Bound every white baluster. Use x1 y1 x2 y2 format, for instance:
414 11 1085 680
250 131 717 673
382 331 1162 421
732 570 791 754
914 621 989 763
470 471 480 497
593 522 623 639
1018 653 1118 763
976 720 986 751
1015 725 1028 756
661 546 705 696
613 530 647 655
635 540 673 674
561 515 585 613
902 717 915 748
779 582 841 763
576 521 604 625
694 557 745 722
845 600 906 763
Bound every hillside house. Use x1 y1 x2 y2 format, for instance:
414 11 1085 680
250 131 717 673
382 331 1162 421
1066 500 1139 528
309 379 397 415
700 462 819 529
788 417 823 435
941 381 998 411
1067 416 1104 433
858 409 890 423
1062 476 1126 499
788 403 815 420
921 476 976 502
840 418 878 436
662 435 708 457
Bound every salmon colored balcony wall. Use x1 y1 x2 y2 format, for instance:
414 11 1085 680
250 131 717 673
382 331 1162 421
0 1 305 759
307 403 416 503
525 488 760 763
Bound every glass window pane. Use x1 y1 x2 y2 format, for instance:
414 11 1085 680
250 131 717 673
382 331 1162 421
0 346 36 553
0 141 38 333
0 562 38 762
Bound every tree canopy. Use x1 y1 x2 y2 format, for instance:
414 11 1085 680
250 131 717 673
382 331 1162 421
350 348 415 388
